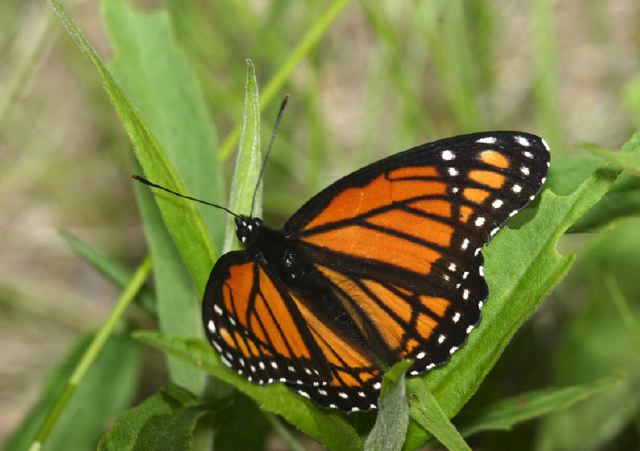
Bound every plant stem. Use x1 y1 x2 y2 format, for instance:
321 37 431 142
28 256 152 451
217 0 353 162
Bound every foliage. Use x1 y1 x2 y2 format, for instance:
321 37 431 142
4 0 640 450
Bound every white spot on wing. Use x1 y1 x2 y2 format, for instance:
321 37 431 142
448 167 459 176
477 136 497 144
515 136 530 146
207 320 216 334
521 166 530 176
442 150 455 160
214 305 223 316
461 238 470 250
475 216 485 227
417 351 426 359
512 184 522 193
492 199 503 209
452 312 461 323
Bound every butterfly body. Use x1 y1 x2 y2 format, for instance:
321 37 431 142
203 132 550 412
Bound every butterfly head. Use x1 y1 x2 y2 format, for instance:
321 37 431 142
234 216 263 247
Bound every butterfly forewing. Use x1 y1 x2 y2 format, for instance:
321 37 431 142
285 131 549 376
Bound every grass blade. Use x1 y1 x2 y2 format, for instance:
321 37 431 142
217 0 353 161
28 257 151 450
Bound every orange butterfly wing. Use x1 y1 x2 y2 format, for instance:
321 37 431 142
284 132 549 376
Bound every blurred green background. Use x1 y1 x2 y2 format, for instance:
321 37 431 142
1 0 639 449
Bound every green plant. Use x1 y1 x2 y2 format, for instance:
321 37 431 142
4 1 640 450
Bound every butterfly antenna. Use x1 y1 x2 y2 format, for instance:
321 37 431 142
250 94 289 217
132 175 240 219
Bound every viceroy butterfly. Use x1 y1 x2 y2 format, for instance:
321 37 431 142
137 128 550 413
198 130 549 413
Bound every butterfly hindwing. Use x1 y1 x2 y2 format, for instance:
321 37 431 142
203 251 327 386
203 251 384 411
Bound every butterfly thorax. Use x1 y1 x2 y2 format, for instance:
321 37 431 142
235 215 307 284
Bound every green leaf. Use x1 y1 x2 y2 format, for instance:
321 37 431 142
133 331 363 451
408 379 471 451
59 230 155 313
212 393 271 451
46 0 216 293
99 384 209 451
455 378 618 437
403 132 640 449
583 143 640 176
222 59 262 253
102 0 223 244
547 156 640 232
5 335 139 451
364 361 411 451
570 175 640 232
536 220 640 451
133 173 204 392
101 0 222 392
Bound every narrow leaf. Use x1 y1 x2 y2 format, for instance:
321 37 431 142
364 361 412 451
223 59 262 253
456 378 619 437
102 0 224 245
408 378 471 451
59 230 155 313
133 178 204 392
583 142 640 176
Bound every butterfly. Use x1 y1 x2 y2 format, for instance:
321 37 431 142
201 131 550 413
